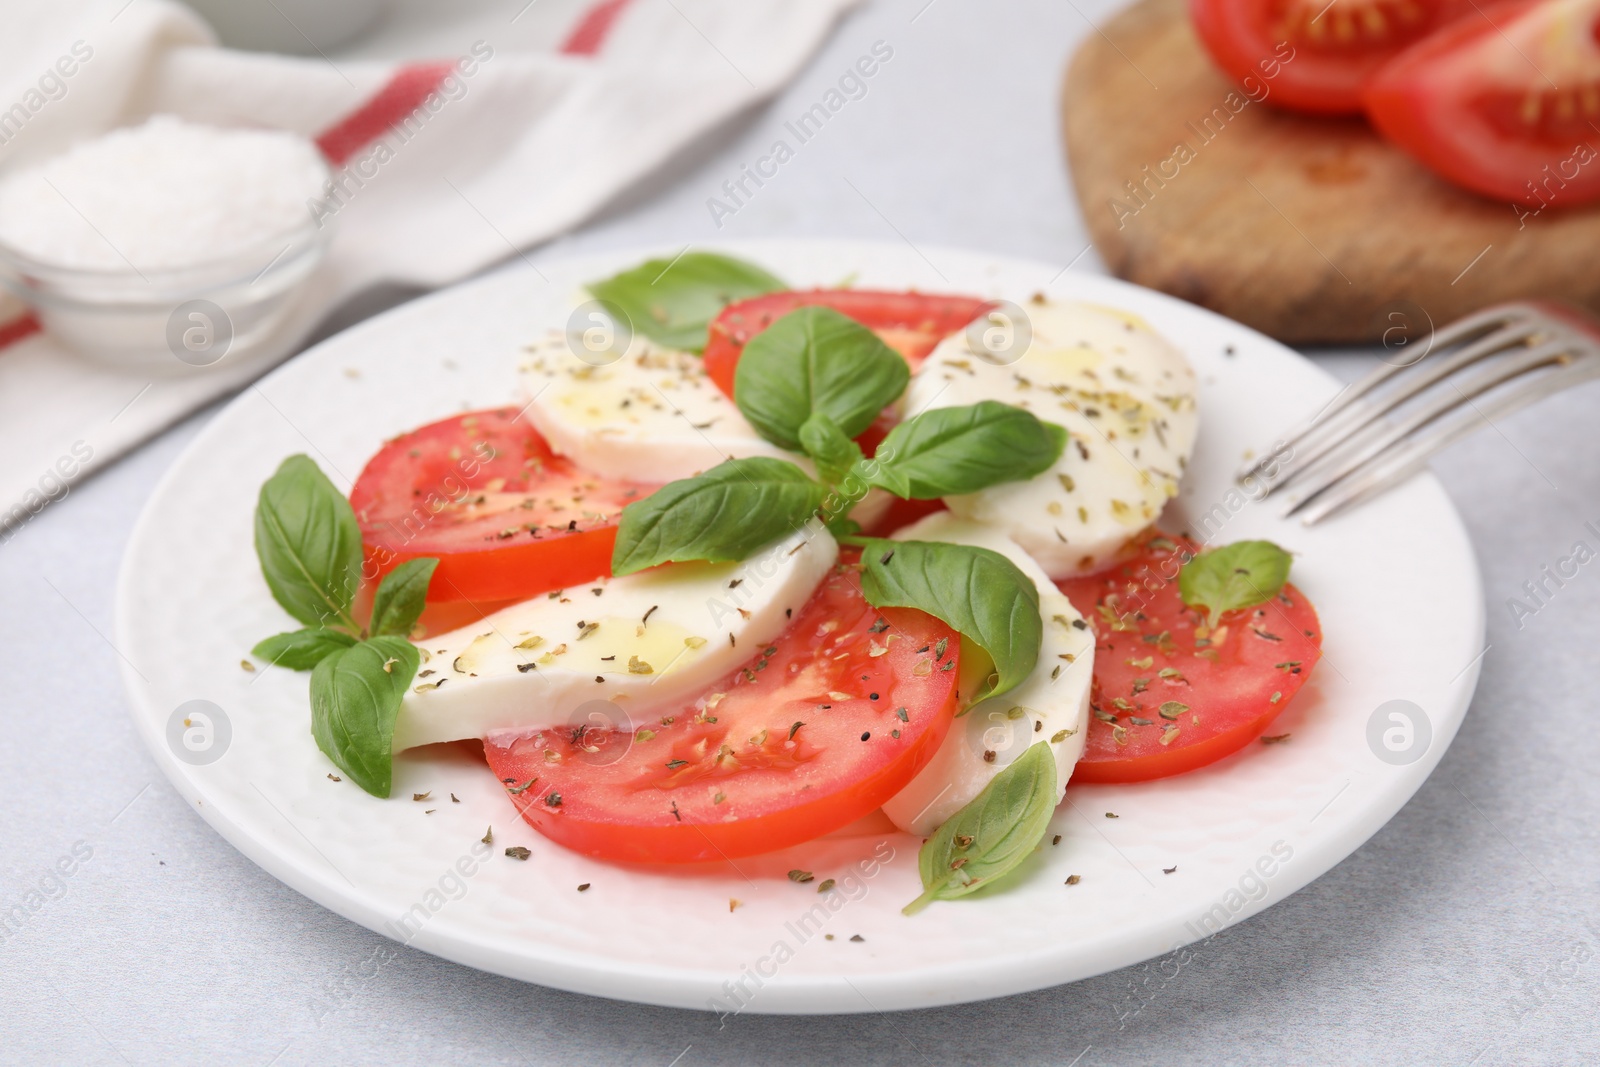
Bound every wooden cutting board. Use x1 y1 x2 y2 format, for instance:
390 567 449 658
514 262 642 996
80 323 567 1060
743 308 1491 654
1062 0 1600 344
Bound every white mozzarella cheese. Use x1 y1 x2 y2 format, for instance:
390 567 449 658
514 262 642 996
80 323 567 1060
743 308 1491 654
392 527 838 751
905 298 1197 578
518 331 799 484
879 513 1094 837
517 326 892 526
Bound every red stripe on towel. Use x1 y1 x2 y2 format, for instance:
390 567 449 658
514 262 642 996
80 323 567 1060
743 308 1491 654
313 0 634 166
0 311 41 351
315 61 458 166
560 0 636 55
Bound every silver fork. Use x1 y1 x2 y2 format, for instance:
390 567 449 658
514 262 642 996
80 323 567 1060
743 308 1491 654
1239 301 1600 525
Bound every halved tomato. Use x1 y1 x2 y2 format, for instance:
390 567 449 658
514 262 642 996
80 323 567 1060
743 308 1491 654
1191 0 1474 114
483 554 961 862
702 290 991 456
350 408 655 604
1056 533 1322 783
1365 0 1600 206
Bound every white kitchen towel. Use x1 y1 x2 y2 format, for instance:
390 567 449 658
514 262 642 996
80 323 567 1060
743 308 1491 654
0 0 856 534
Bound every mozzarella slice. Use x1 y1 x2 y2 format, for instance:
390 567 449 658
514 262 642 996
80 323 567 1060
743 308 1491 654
518 330 798 484
392 526 838 752
879 513 1093 837
517 323 892 526
905 298 1197 578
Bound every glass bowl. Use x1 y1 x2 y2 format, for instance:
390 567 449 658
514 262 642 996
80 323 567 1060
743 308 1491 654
0 206 334 374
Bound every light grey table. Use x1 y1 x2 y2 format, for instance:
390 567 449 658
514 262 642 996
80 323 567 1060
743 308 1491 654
4 1 1598 1063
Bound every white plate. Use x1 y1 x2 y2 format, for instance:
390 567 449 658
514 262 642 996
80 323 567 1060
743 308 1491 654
115 240 1484 1014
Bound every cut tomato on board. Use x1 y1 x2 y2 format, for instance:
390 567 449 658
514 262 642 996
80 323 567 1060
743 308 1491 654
350 407 656 604
1056 533 1322 783
701 290 991 437
483 554 962 863
1365 0 1600 206
1190 0 1475 114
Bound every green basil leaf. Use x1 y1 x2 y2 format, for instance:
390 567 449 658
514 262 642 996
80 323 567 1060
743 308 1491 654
254 454 363 630
903 741 1057 915
611 458 826 575
587 252 785 352
872 401 1067 499
864 460 911 499
368 558 438 637
310 636 419 798
251 628 357 671
734 307 910 450
798 411 864 486
1178 540 1293 627
857 538 1041 702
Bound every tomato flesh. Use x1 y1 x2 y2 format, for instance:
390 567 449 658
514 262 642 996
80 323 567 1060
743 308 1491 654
1191 0 1473 114
350 408 656 604
483 555 961 863
1056 533 1322 783
1364 0 1600 205
860 495 949 537
702 289 991 409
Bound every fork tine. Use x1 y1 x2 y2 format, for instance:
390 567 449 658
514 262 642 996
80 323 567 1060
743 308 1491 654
1255 319 1545 497
1247 316 1550 497
1238 303 1546 492
1280 338 1574 514
1292 350 1600 524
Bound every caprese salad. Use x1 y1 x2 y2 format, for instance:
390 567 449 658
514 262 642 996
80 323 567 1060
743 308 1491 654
248 252 1322 914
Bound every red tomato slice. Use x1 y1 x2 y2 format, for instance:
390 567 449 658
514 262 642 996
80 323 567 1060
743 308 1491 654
702 289 992 403
483 554 961 863
1056 533 1322 783
860 495 948 537
1191 0 1474 114
1365 0 1600 206
350 408 656 605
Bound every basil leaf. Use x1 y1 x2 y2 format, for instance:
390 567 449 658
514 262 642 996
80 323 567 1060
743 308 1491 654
734 307 910 450
857 538 1041 702
251 628 357 671
587 252 785 352
864 459 911 499
798 412 864 486
368 558 438 637
611 458 826 575
309 636 419 798
254 454 363 630
903 741 1057 915
1178 540 1293 627
872 402 1067 499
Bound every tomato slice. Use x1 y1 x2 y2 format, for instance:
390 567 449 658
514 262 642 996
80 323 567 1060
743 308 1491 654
483 554 961 863
350 408 655 604
1056 533 1322 783
1365 0 1600 205
860 495 948 537
702 289 991 403
1191 0 1474 114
